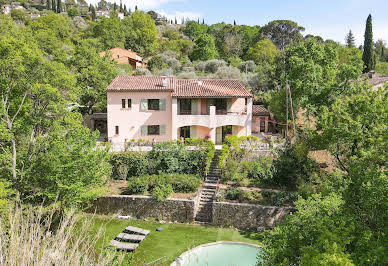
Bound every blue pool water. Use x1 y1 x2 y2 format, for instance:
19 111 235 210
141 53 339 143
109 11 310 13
174 242 263 266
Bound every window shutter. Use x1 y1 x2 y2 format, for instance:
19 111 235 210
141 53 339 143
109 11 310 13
232 125 238 135
227 99 232 112
177 99 180 114
159 99 166 111
140 99 148 111
190 126 196 137
191 99 198 115
141 125 147 136
160 125 166 135
216 127 222 144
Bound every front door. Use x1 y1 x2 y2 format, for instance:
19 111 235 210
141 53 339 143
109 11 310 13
222 125 233 142
180 126 190 139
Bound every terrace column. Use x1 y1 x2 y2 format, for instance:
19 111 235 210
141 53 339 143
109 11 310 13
172 98 178 140
209 106 216 143
246 98 253 136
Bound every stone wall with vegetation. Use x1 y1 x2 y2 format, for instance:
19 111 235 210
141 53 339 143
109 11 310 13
212 201 294 230
89 195 196 223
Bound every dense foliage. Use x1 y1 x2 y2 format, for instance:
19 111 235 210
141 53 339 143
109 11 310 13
127 174 201 201
109 139 215 179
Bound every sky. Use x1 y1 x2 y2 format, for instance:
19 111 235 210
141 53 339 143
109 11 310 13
85 0 388 46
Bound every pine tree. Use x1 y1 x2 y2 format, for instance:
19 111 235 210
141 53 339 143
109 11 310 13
56 0 61 13
345 30 356 48
51 0 56 12
362 14 375 72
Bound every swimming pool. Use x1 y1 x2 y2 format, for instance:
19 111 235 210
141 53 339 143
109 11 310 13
171 241 263 266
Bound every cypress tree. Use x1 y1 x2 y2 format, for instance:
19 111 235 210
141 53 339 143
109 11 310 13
56 0 61 13
46 0 50 10
175 17 177 24
51 0 56 12
135 5 137 11
345 30 355 48
202 18 205 25
234 20 236 26
362 14 375 72
120 0 122 12
91 5 96 21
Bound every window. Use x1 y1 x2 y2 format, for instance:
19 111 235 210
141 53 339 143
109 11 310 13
180 126 190 139
121 99 126 108
179 99 191 115
115 126 119 135
117 55 120 58
260 120 265 132
147 125 160 135
148 99 160 110
127 99 132 108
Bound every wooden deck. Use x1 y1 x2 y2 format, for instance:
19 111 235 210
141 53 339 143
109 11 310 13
110 240 139 251
125 226 151 236
116 232 145 242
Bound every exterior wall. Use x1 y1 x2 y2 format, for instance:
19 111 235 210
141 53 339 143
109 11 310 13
212 202 294 230
107 91 172 143
90 195 195 223
231 98 246 113
252 115 270 133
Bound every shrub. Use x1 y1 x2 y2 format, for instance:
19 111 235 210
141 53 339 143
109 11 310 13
127 177 149 194
239 61 257 72
151 184 173 201
213 66 241 79
148 56 167 71
225 189 243 200
109 152 149 179
204 59 227 73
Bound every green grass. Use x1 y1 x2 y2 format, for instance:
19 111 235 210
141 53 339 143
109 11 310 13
81 214 263 265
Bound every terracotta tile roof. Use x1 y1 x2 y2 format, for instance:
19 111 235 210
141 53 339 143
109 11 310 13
253 105 270 116
107 76 175 92
107 76 252 98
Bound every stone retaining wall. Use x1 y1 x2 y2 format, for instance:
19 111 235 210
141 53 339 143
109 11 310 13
212 202 294 230
89 195 195 223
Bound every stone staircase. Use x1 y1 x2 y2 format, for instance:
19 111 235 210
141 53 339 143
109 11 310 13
195 150 221 223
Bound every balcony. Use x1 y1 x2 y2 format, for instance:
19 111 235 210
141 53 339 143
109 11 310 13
175 106 250 128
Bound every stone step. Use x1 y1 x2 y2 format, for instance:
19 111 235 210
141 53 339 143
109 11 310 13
116 233 145 243
110 240 139 252
124 226 150 236
203 183 217 188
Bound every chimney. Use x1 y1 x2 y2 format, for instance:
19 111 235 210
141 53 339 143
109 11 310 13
162 76 169 87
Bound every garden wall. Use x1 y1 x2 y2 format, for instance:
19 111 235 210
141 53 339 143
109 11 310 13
212 202 295 230
89 195 196 223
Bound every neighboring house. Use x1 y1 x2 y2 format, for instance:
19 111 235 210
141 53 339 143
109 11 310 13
107 76 253 145
96 10 124 19
99 47 147 70
1 3 24 14
252 105 270 134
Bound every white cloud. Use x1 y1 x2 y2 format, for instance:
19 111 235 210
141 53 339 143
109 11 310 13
85 0 183 10
156 10 201 23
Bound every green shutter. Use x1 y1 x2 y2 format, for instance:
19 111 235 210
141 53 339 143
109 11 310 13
177 99 180 114
140 99 148 111
160 125 166 135
191 99 198 115
227 99 232 113
159 99 166 111
232 125 238 135
190 126 196 137
141 125 147 136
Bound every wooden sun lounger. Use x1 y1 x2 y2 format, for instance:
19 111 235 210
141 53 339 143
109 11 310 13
125 226 151 236
110 240 139 251
116 233 145 242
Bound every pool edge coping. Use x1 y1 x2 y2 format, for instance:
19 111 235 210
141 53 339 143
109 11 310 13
170 241 262 266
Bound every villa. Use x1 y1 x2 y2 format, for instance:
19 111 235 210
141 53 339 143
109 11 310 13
99 47 147 70
106 76 253 145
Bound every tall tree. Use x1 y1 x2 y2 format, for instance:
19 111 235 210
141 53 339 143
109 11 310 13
362 14 375 72
190 33 218 61
233 20 236 26
121 11 158 56
51 0 56 12
56 0 61 13
119 0 122 12
46 0 50 10
113 2 117 11
260 20 305 51
345 30 355 48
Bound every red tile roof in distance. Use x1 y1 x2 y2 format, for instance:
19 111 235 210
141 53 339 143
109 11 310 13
253 105 270 116
107 76 252 98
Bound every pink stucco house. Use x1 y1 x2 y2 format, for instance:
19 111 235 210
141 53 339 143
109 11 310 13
107 76 253 145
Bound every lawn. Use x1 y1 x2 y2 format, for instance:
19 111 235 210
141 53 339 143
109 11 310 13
81 214 263 265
